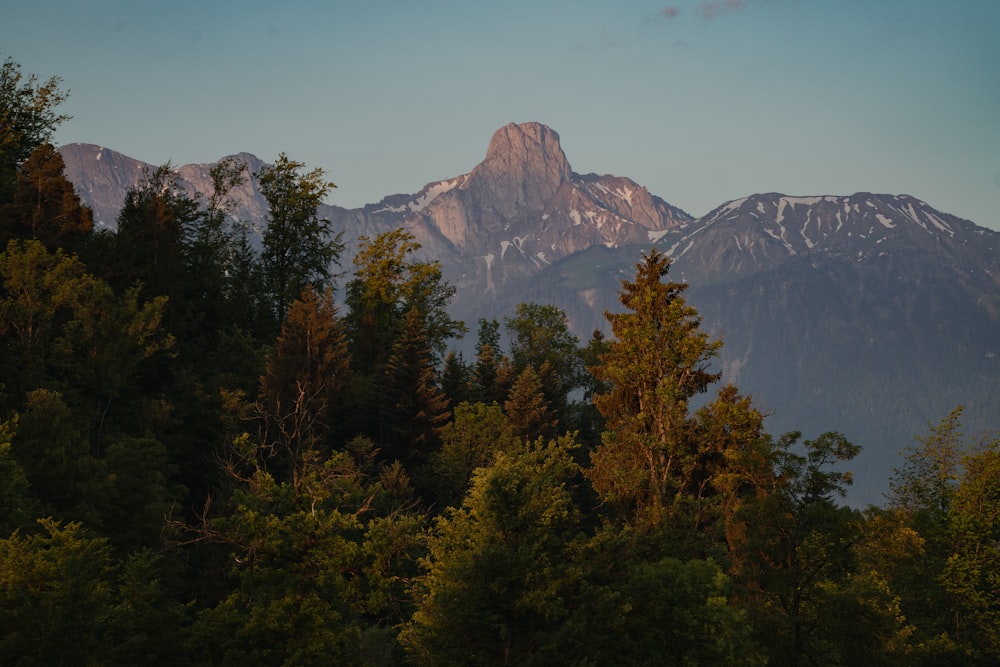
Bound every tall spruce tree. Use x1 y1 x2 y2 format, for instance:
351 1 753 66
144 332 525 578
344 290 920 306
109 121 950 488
586 249 722 526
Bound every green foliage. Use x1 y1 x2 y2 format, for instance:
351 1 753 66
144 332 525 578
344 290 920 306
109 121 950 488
346 228 464 367
0 58 70 202
381 307 451 470
344 229 464 443
258 153 341 321
471 317 513 405
0 416 35 534
504 365 559 443
0 239 173 434
2 60 996 663
190 440 423 667
587 249 723 525
565 555 765 667
430 401 520 506
0 519 115 666
403 435 584 666
505 302 585 431
942 441 1000 663
13 388 107 526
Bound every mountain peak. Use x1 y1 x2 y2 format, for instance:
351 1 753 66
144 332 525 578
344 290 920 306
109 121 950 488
483 122 569 172
469 123 572 213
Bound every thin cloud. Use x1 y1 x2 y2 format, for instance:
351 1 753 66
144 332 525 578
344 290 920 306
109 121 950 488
697 0 747 20
643 6 682 26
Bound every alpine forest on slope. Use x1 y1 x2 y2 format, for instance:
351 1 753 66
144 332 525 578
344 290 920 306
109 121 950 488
1 58 998 667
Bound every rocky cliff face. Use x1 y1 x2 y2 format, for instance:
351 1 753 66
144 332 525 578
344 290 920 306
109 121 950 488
323 122 690 302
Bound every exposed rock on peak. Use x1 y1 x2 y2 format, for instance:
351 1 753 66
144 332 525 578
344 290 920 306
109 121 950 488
470 122 572 214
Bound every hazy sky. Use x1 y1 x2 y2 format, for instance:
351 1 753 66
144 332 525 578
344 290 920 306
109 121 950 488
4 1 998 228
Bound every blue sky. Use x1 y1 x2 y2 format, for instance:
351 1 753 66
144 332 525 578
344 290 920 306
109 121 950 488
3 0 998 228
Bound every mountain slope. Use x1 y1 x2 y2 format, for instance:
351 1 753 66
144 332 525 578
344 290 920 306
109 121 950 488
508 192 1000 504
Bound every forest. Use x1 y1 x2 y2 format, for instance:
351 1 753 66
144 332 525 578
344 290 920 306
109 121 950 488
1 58 999 666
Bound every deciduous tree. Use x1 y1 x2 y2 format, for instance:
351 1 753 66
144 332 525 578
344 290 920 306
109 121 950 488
258 154 341 323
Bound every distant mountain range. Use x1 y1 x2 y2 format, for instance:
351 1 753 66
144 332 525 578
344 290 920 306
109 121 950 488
58 122 1000 505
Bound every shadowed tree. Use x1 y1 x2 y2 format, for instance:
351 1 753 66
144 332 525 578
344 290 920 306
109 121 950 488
258 154 341 325
0 143 93 253
0 58 70 204
505 302 585 431
344 229 464 442
472 317 513 406
429 401 520 507
381 307 451 470
256 286 351 496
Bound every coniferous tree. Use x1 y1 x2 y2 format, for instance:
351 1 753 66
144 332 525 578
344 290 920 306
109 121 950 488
472 317 513 405
429 401 519 507
256 286 351 494
0 142 93 253
403 436 585 665
344 229 463 442
505 365 558 443
505 302 585 431
439 350 473 410
587 249 722 527
381 307 450 469
111 165 198 303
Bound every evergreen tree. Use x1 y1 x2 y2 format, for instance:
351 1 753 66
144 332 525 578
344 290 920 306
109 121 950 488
256 286 351 494
504 365 559 443
111 164 198 303
429 401 519 507
586 249 722 526
505 302 585 430
0 519 116 665
381 307 451 470
0 142 93 253
439 350 473 410
344 229 464 442
403 436 585 666
472 317 513 405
